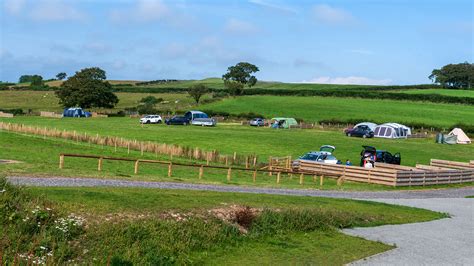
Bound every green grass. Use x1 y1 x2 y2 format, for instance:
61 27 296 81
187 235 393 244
394 89 474 98
15 185 444 264
201 95 474 128
0 90 210 113
3 117 473 168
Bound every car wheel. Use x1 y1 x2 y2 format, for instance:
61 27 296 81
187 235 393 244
158 120 162 124
347 133 351 137
363 134 367 138
146 120 151 124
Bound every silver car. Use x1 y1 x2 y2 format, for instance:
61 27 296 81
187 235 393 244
250 118 265 127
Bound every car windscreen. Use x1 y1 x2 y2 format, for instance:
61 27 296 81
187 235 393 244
300 153 318 160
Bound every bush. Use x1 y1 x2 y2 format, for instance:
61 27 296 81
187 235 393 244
0 108 24 115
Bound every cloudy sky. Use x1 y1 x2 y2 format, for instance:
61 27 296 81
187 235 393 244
0 0 472 84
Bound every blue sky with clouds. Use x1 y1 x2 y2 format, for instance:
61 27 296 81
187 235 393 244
1 0 472 84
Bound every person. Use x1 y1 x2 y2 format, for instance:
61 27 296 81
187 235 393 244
345 159 352 166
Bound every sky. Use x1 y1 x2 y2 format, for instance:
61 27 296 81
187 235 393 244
0 0 472 85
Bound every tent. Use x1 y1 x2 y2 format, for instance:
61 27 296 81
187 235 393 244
374 123 411 139
353 122 378 132
435 133 458 144
271 117 298 129
448 128 471 144
63 108 91 118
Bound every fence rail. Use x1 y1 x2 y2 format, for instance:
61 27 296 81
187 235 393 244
58 153 342 186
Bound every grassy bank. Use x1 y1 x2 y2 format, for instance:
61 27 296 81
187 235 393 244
2 176 447 264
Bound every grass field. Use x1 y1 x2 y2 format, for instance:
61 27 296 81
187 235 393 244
201 95 474 127
0 91 207 112
2 177 445 264
394 89 474 98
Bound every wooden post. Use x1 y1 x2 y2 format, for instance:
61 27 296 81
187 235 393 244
252 170 257 182
141 144 144 156
277 172 281 184
225 156 228 166
199 165 204 179
253 156 257 167
59 154 64 169
98 157 103 171
268 158 273 176
313 175 317 182
233 152 237 164
227 167 232 181
168 163 172 177
114 142 117 152
337 176 344 187
134 160 139 174
206 153 210 166
245 157 249 169
320 176 324 187
127 143 130 154
299 173 304 185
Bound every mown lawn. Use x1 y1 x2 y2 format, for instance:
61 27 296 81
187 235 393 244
201 95 474 128
2 117 473 167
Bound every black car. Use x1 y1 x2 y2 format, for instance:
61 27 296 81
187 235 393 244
165 116 190 125
360 146 401 166
346 125 374 138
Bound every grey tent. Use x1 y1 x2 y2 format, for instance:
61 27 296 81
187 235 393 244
435 133 457 144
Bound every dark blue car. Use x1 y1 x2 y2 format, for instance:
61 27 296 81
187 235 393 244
165 116 190 125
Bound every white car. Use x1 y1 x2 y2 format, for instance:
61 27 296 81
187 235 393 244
139 115 162 124
292 145 339 169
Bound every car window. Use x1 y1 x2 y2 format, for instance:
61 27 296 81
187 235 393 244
301 154 318 160
326 155 337 160
374 127 380 135
194 113 209 119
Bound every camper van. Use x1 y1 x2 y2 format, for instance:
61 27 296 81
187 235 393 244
184 111 216 126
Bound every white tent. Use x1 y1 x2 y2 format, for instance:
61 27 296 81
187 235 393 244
354 122 378 132
374 123 411 139
448 128 471 144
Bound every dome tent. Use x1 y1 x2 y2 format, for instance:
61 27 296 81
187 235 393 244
374 123 411 139
448 128 471 144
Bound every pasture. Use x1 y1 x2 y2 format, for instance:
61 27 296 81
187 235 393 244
394 88 474 98
201 95 474 128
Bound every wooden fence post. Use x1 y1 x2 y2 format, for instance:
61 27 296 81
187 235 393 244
233 152 237 164
59 154 64 169
114 142 117 152
268 158 273 176
313 175 317 182
206 153 210 166
253 170 257 182
98 157 103 171
320 176 324 188
225 156 228 166
245 157 249 169
168 163 172 177
134 160 139 174
253 156 257 167
199 165 204 179
299 173 304 185
277 172 281 184
227 167 232 181
127 143 130 154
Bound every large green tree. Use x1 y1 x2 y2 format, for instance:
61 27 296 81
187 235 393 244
222 62 259 95
429 62 474 89
56 72 67 80
55 67 119 108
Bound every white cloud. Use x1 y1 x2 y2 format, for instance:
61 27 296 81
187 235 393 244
248 0 297 14
30 0 86 22
224 18 258 34
112 0 169 22
300 76 392 85
312 4 354 25
3 0 25 15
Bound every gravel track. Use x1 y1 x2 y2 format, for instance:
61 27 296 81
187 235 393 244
6 176 474 199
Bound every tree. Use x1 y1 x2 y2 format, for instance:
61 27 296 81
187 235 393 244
30 75 43 86
224 81 244 96
19 74 43 84
429 62 474 89
188 84 208 104
55 67 119 108
222 62 259 88
56 72 67 80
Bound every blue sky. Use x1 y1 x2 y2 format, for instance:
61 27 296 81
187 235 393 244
1 0 472 84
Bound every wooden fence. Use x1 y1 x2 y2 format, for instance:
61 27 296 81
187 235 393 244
0 122 258 166
294 159 474 187
58 153 342 186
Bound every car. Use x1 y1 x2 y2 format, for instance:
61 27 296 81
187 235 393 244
139 115 162 124
360 145 401 167
165 116 190 125
185 111 216 126
345 125 374 138
249 118 265 127
292 145 339 169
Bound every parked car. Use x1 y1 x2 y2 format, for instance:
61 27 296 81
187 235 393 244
139 115 162 124
345 125 374 138
185 111 216 126
249 118 265 127
292 145 338 169
165 116 190 125
360 145 401 166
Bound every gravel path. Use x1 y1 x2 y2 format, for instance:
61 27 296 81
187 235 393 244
6 176 474 199
345 198 474 265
